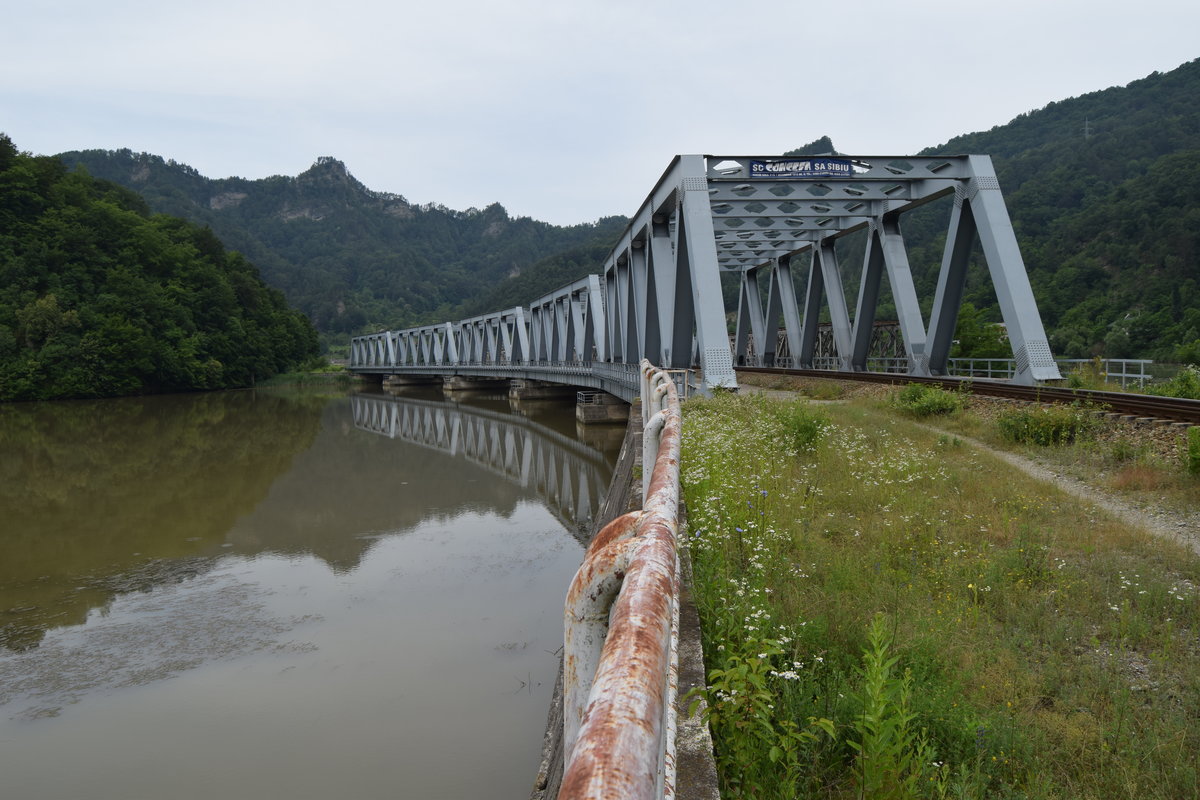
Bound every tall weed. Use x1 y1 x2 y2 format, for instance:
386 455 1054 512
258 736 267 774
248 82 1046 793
848 615 939 800
892 384 964 417
996 404 1095 445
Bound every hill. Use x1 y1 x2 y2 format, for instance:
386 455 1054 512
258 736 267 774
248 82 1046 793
0 134 318 401
55 149 627 346
919 58 1200 361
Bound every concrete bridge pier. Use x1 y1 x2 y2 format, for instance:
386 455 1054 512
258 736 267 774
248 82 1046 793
575 391 629 425
383 374 440 389
509 379 578 401
442 375 507 395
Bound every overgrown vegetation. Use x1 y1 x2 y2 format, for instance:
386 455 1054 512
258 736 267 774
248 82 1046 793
0 134 318 400
681 391 1200 799
1146 365 1200 400
996 404 1098 446
891 384 965 418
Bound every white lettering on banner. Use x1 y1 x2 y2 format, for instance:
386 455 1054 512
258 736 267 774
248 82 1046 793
749 159 853 178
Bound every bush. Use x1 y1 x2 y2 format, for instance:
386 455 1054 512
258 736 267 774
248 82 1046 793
775 401 830 451
997 405 1095 446
891 383 964 417
1147 365 1200 400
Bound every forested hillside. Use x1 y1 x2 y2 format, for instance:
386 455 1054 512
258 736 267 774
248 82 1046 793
0 135 318 401
917 58 1200 361
56 150 627 343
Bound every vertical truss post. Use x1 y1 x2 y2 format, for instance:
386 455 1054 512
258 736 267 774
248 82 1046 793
677 156 736 390
629 239 648 364
815 238 854 370
851 226 885 371
877 214 930 375
583 276 607 362
763 255 800 367
799 249 824 368
665 216 696 371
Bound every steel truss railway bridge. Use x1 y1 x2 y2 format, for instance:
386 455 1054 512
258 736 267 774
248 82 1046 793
350 153 1061 395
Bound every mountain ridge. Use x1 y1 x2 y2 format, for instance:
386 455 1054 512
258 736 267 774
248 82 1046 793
58 56 1200 361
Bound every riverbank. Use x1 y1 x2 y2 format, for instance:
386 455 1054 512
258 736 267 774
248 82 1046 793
255 368 360 388
680 383 1199 799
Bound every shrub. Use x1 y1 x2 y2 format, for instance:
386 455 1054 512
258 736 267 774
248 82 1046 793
774 401 830 451
891 383 964 417
997 405 1095 446
1147 365 1200 400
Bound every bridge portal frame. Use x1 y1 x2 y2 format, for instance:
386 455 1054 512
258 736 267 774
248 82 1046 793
602 154 736 391
720 154 1060 384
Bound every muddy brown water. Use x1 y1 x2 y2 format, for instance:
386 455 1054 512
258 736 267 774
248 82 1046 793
0 387 618 799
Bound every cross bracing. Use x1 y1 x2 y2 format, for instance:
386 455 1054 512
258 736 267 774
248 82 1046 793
350 153 1059 390
711 154 1060 384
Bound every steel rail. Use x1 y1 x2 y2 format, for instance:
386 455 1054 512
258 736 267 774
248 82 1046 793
560 361 683 800
737 367 1200 425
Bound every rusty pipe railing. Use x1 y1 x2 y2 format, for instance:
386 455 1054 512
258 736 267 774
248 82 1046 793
560 360 682 800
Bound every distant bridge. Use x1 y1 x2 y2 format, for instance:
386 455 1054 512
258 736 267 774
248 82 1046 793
350 153 1061 393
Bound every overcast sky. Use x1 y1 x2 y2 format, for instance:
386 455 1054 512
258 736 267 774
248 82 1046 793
2 0 1197 226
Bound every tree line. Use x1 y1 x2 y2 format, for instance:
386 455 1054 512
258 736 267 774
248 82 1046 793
0 134 319 401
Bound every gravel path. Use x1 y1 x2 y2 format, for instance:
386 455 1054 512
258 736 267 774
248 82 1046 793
737 381 1200 556
923 426 1200 556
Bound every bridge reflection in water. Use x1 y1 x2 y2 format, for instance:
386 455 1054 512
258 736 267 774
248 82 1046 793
351 392 616 538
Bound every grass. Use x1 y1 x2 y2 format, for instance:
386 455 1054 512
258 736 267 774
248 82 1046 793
680 391 1200 799
929 397 1197 517
256 363 358 388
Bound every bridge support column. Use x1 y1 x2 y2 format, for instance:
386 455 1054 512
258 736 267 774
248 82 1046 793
383 374 439 388
509 379 578 401
443 376 507 395
576 391 629 425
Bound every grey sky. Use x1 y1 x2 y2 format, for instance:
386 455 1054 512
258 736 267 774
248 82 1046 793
2 0 1197 225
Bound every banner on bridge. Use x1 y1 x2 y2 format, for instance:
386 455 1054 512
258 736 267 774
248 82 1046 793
749 158 853 178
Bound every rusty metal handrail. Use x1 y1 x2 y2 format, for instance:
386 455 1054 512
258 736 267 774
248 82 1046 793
560 360 682 800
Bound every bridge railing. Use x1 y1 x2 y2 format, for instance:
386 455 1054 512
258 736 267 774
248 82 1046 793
561 360 682 800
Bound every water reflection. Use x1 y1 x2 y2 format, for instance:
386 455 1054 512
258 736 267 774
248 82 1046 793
352 391 614 538
0 391 323 651
0 387 619 799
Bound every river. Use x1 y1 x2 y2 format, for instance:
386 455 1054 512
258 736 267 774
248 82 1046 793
0 386 621 799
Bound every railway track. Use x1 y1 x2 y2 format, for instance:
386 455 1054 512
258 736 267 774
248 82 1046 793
736 367 1200 426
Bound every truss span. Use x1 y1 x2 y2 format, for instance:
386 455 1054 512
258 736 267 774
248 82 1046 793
351 153 1059 389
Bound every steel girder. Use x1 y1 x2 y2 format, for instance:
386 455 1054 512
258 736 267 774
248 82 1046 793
601 154 737 391
529 275 606 363
718 154 1059 384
